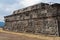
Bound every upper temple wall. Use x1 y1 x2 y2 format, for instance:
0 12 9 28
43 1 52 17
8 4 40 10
13 3 60 15
13 3 49 14
4 3 60 18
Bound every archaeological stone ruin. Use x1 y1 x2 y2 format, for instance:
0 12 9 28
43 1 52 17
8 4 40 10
3 3 60 36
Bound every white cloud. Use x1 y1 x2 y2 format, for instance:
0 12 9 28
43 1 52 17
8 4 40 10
19 0 42 7
0 16 4 22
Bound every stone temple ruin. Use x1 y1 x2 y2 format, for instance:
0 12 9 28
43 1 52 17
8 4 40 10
3 3 60 36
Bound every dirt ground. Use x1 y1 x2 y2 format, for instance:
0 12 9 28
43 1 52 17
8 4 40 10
0 32 45 40
0 29 60 40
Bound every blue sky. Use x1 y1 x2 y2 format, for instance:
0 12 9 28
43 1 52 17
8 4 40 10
0 0 60 22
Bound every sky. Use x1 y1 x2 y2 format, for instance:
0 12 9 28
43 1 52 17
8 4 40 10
0 0 60 22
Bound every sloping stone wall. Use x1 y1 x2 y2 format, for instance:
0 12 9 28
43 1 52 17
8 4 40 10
4 3 60 36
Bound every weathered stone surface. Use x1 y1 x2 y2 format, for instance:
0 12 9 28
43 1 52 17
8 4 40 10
4 3 60 36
